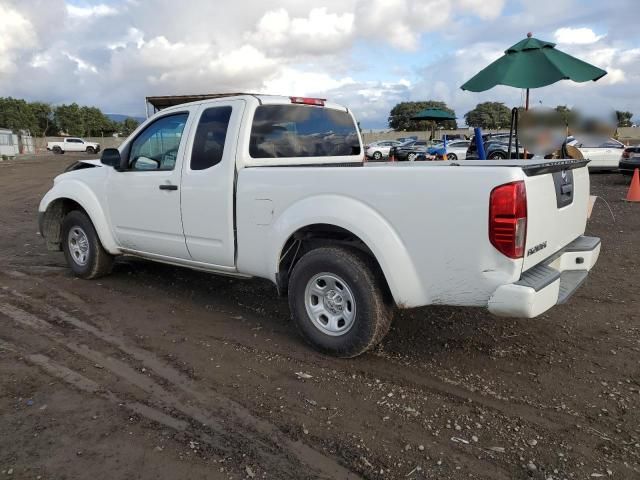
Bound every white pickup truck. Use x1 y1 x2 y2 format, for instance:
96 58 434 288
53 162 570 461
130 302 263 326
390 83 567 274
47 137 101 154
38 94 601 357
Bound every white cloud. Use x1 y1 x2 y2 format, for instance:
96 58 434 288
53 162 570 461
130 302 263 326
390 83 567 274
264 68 356 96
249 7 354 55
66 3 118 19
108 27 145 50
458 0 506 20
63 51 98 73
0 0 638 127
355 0 453 51
554 27 605 45
0 4 38 72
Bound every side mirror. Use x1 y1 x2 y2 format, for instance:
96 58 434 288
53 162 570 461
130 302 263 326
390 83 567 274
101 148 121 168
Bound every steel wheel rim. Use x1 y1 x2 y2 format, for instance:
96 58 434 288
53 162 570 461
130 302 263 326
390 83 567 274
304 273 356 336
67 226 90 266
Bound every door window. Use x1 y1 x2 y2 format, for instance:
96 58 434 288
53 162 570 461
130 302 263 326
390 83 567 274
190 106 232 170
128 113 188 171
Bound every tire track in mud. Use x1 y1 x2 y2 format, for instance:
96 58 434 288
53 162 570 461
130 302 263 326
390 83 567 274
0 287 361 480
0 271 522 479
1 341 191 433
0 268 605 478
2 267 577 433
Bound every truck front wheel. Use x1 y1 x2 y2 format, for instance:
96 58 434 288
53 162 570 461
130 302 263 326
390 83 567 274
288 246 393 357
61 210 114 279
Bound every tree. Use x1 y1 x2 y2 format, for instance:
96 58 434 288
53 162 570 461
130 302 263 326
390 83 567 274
120 117 140 136
80 106 116 136
29 102 55 137
616 110 633 128
0 97 37 133
464 102 511 129
554 105 574 126
54 103 84 136
388 101 457 131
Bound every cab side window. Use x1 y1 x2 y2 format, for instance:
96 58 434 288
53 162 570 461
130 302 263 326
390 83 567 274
128 113 188 171
191 106 232 170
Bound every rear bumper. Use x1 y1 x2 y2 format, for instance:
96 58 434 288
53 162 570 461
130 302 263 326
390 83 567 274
488 236 600 318
619 160 640 174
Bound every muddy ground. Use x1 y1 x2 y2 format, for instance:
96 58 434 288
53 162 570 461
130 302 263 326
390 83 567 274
0 154 638 480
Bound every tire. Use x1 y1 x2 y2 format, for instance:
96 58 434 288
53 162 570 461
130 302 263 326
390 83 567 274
372 151 382 161
407 152 417 162
446 153 458 160
61 210 114 279
52 146 62 154
288 246 393 358
86 147 95 154
489 151 506 160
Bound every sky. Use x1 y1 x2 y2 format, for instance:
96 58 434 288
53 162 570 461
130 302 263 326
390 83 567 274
0 0 638 128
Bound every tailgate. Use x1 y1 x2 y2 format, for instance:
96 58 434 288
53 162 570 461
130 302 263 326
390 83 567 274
521 160 590 271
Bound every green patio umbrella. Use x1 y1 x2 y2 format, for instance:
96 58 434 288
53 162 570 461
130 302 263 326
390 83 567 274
411 108 457 121
410 108 457 143
460 33 607 109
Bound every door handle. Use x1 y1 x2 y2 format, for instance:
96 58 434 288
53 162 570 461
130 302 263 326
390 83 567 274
159 184 178 191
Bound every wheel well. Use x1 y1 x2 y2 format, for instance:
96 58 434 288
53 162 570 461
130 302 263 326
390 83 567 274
276 224 391 299
41 198 87 251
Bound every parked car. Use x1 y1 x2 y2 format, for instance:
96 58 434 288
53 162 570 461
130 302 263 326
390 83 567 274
573 138 625 170
619 145 640 175
396 136 418 143
389 140 429 161
47 137 101 154
422 140 471 160
39 94 600 357
440 134 467 141
365 140 401 161
466 133 533 160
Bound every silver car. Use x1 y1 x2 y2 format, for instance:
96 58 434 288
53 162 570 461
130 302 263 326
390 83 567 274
365 140 402 161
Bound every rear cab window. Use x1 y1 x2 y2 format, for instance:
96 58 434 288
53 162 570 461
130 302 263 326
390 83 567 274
248 103 361 165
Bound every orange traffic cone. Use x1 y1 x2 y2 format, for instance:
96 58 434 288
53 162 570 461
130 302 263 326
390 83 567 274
626 168 640 202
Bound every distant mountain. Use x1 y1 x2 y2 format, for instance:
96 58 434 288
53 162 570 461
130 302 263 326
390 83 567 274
106 113 146 123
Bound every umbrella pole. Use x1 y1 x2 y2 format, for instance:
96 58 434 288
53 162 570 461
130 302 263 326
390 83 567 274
523 88 530 159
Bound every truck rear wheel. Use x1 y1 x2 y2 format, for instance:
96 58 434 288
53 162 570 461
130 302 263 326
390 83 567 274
288 246 393 357
61 210 113 279
52 146 63 154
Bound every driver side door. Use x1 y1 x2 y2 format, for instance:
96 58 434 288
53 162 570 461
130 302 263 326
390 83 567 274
106 109 194 260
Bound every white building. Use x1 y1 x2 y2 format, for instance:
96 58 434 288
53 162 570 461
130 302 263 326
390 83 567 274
0 128 19 158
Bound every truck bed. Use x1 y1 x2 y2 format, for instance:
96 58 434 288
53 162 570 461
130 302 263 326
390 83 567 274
235 159 590 309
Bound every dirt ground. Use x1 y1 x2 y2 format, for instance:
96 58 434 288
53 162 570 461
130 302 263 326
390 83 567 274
0 154 638 480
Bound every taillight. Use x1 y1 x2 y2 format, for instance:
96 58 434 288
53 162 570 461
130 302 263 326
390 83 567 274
290 96 325 106
489 181 527 259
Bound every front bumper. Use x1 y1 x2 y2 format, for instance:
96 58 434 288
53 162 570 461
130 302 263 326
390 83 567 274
488 236 601 318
